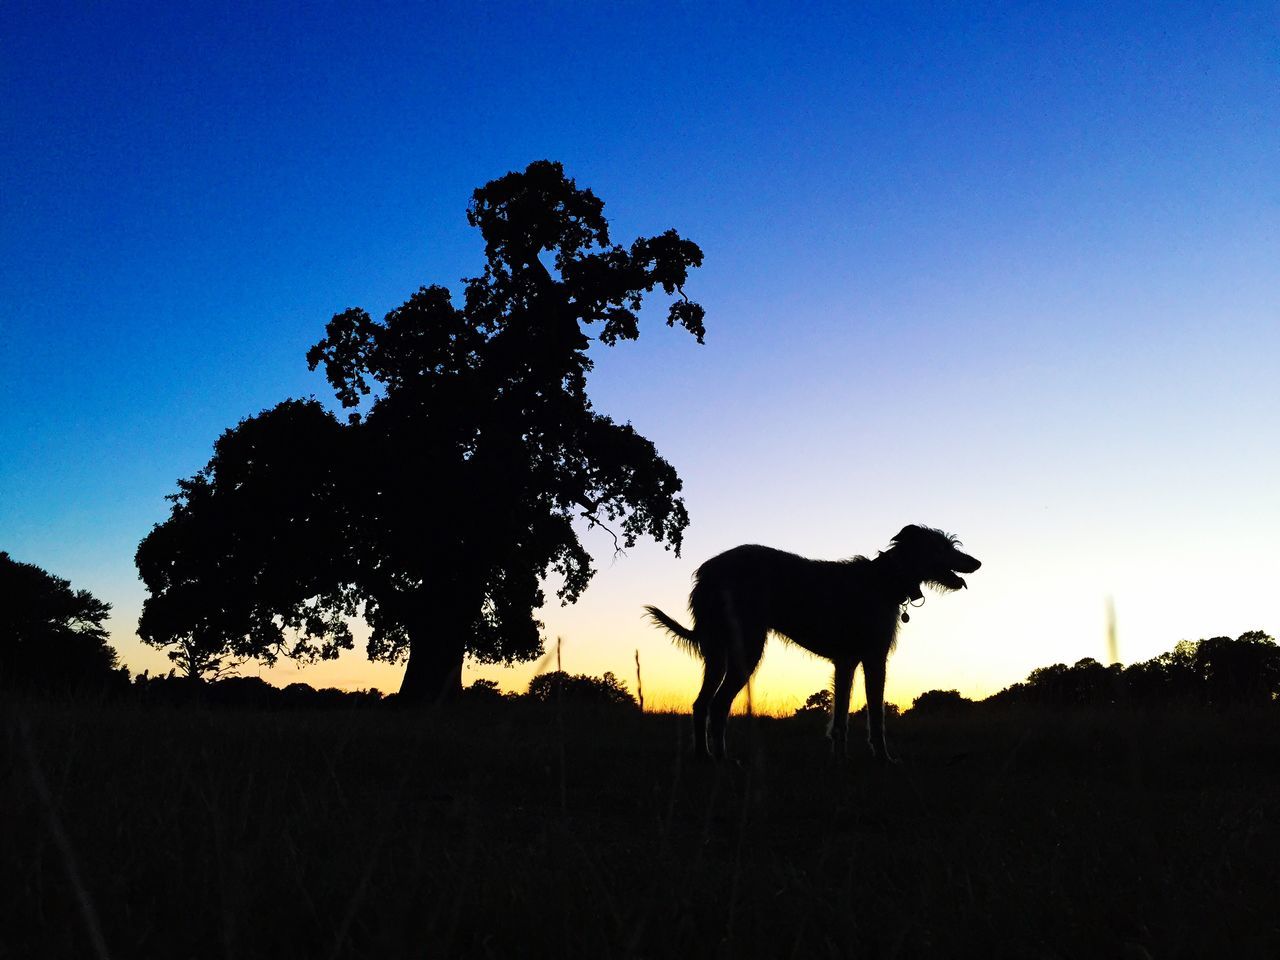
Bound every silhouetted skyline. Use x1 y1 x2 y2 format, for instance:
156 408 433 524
2 3 1277 708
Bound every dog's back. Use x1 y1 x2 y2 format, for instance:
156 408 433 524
691 545 882 655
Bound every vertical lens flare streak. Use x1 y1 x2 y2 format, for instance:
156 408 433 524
1106 596 1120 666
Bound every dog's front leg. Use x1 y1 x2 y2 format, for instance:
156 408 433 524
827 660 856 760
863 657 898 764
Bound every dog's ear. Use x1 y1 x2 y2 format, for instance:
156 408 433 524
891 525 925 544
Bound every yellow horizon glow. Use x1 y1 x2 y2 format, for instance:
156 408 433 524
106 517 1280 717
103 452 1280 715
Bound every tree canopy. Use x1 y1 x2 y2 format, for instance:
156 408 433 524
135 399 360 680
0 551 123 691
137 161 705 701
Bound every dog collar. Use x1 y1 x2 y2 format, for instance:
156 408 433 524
900 593 925 623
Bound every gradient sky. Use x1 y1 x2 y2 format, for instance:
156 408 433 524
3 2 1277 712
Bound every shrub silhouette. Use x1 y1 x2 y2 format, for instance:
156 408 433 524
525 670 637 708
910 689 975 715
794 688 833 718
462 678 509 702
852 702 901 722
793 689 901 725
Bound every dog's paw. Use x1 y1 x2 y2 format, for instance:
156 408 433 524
868 746 901 765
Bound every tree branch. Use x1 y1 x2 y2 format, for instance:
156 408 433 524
580 509 625 557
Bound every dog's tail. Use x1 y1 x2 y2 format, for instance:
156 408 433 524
643 605 702 658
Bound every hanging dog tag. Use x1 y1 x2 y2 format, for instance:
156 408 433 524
900 610 910 623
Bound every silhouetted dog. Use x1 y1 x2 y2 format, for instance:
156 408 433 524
646 525 981 761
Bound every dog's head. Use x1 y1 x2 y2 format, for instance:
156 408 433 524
888 524 981 595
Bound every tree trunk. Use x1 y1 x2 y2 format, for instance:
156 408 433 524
397 613 467 704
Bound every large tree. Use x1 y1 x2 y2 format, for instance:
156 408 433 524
137 161 705 701
0 551 122 691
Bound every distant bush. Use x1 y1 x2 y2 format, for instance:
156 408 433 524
794 689 832 718
525 671 637 708
461 678 509 702
909 689 974 715
793 689 901 722
852 702 900 722
206 675 278 707
278 682 384 709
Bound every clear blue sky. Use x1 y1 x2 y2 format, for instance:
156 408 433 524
3 2 1277 706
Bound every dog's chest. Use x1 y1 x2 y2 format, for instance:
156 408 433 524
769 592 898 660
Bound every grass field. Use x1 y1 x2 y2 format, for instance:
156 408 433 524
4 699 1278 958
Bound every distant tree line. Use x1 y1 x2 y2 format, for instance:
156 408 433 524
125 669 637 710
896 629 1280 715
1 550 640 709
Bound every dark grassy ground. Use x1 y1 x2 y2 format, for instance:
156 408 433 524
3 698 1278 959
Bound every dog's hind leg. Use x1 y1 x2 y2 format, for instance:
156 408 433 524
863 657 897 763
707 631 765 761
707 662 748 761
828 659 856 760
691 652 726 760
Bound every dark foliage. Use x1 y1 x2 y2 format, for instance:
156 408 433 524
1194 631 1280 706
0 552 126 692
135 400 359 681
852 701 902 722
123 666 644 713
793 688 833 718
794 690 902 729
984 630 1279 708
130 671 384 710
525 670 637 708
909 688 975 715
461 678 509 703
137 161 705 702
